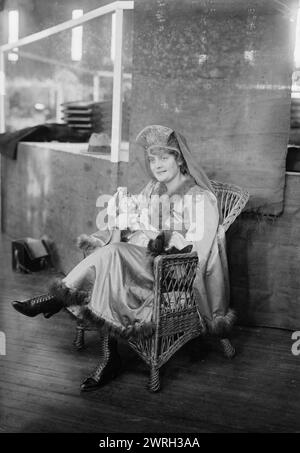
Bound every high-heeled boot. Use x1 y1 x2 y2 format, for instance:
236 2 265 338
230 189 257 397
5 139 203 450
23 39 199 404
12 293 63 318
11 278 90 319
80 334 122 392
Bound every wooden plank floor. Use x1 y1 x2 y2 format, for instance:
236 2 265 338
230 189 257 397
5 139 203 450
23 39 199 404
0 233 299 433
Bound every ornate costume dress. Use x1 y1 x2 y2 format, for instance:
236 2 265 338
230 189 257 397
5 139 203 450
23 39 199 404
63 174 233 338
10 125 236 394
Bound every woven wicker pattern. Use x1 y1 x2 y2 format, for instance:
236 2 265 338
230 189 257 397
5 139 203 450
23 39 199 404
210 180 249 232
73 180 249 391
129 253 200 359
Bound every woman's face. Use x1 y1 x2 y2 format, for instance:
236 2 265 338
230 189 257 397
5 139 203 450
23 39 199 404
148 150 181 183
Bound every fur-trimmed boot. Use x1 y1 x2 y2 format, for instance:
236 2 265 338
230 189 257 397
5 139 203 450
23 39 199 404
11 278 90 319
80 334 122 392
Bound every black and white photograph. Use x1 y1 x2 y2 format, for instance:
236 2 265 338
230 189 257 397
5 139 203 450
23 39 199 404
0 0 299 437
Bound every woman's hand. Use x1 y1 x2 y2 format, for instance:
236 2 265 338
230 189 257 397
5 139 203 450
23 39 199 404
110 229 121 243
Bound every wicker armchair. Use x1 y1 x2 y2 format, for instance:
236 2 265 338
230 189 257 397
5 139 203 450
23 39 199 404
73 180 249 391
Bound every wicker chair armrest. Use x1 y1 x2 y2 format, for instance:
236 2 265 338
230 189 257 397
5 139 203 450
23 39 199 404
153 251 198 269
152 251 199 318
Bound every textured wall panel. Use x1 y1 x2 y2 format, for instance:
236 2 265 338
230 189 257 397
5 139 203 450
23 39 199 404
228 174 300 329
128 0 297 214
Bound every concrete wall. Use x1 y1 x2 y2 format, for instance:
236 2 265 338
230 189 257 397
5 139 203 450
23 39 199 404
228 173 300 330
127 0 297 215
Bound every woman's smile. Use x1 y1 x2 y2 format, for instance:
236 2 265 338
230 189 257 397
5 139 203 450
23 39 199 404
154 168 172 181
149 152 181 183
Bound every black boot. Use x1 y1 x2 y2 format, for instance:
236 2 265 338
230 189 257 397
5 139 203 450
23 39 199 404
12 293 63 318
12 279 91 319
80 334 122 392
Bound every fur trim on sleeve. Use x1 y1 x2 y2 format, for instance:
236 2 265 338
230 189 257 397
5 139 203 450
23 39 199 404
76 234 103 253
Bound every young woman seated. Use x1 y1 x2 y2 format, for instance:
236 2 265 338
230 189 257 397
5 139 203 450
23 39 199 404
12 125 235 392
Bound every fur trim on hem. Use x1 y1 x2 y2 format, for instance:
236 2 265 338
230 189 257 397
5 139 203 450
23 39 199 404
63 307 84 322
80 306 156 339
205 308 237 337
48 278 91 308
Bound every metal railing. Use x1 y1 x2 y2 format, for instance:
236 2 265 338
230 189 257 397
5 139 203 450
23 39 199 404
0 0 134 163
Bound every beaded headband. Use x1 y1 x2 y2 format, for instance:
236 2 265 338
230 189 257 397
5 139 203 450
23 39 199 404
146 145 181 155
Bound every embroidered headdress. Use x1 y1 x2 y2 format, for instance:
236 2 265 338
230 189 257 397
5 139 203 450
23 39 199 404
136 124 215 194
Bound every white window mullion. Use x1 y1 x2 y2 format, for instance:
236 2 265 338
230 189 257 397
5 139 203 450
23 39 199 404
71 9 83 61
8 10 19 62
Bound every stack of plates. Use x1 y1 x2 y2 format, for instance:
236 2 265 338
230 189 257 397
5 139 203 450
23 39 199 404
61 101 104 134
291 97 300 129
61 100 130 140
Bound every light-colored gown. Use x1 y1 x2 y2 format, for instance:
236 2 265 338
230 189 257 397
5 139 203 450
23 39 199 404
62 177 229 337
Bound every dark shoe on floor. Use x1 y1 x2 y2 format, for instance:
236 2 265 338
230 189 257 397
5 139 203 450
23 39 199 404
12 293 63 318
80 336 122 392
80 354 122 392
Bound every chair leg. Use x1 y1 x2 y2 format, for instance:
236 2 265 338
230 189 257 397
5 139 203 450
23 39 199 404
220 338 236 359
73 323 85 350
148 366 160 392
